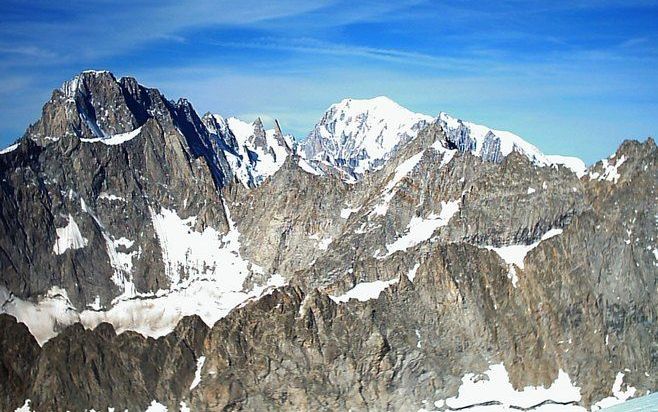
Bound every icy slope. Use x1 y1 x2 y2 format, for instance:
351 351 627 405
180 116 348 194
301 96 433 178
301 97 587 180
203 114 294 187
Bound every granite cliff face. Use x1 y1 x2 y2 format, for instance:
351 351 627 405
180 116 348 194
0 71 656 411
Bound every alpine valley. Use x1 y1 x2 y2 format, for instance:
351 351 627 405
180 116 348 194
0 70 656 412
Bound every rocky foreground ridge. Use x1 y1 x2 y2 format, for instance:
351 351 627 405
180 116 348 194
0 70 656 411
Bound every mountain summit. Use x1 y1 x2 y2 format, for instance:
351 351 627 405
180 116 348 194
300 96 586 180
301 96 432 179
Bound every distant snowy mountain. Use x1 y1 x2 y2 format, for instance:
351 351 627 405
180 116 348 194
300 97 587 179
437 112 587 177
437 112 549 164
301 96 433 180
202 114 294 187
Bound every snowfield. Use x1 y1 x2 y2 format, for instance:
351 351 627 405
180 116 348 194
1 202 287 345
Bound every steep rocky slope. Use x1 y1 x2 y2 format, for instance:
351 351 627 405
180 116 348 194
0 71 286 342
202 114 293 187
0 71 656 411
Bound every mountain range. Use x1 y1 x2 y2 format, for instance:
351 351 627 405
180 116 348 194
0 70 656 411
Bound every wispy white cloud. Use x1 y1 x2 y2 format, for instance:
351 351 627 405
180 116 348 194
0 0 334 62
210 37 488 72
0 45 56 59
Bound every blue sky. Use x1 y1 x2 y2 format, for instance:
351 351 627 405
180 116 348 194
1 0 657 163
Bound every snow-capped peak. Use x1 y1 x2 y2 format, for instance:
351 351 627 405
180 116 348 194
300 97 587 180
436 112 588 174
59 70 115 99
202 114 294 187
203 113 229 134
226 117 262 147
436 112 549 165
301 96 433 176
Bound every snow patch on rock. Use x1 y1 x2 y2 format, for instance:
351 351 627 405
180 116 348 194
150 207 247 286
298 158 323 176
52 214 88 255
2 203 287 345
382 200 460 257
309 234 333 250
81 199 138 300
341 206 361 219
98 192 125 202
371 150 425 216
591 372 637 410
0 286 79 345
546 155 587 177
330 277 399 304
80 126 143 145
0 273 286 346
144 400 168 412
407 263 421 282
190 356 206 390
14 400 34 412
433 363 583 411
485 229 563 287
589 155 627 183
0 142 19 154
430 140 457 168
318 237 332 250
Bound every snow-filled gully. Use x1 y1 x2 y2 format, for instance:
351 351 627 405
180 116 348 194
1 201 287 345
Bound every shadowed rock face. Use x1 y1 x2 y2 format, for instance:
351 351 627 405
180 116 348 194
0 117 230 308
0 315 40 409
0 71 656 411
0 314 208 411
